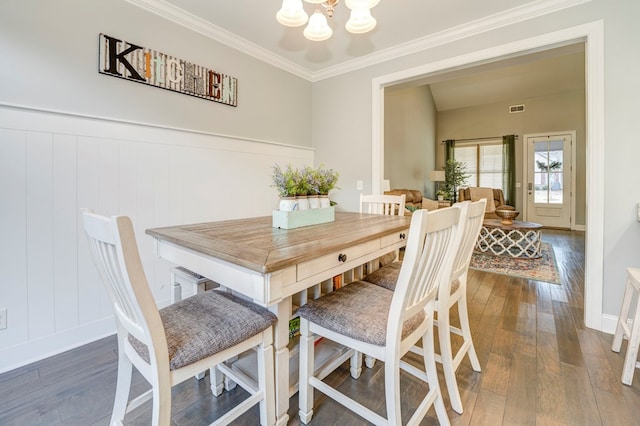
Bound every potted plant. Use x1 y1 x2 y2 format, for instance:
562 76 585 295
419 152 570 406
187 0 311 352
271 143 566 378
294 168 311 210
272 164 298 211
443 159 469 203
315 166 339 208
436 189 447 201
304 166 321 208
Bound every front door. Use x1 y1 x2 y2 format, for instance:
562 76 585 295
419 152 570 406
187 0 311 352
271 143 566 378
525 133 573 228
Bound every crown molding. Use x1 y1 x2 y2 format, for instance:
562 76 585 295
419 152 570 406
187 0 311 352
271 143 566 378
126 0 591 82
124 0 313 80
312 0 591 81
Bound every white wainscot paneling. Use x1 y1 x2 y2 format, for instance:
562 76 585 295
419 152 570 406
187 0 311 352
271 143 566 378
0 105 314 373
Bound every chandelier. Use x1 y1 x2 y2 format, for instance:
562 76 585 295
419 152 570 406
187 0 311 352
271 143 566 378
276 0 380 42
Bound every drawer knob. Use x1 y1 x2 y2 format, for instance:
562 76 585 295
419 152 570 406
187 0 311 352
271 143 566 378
338 253 347 262
400 233 406 240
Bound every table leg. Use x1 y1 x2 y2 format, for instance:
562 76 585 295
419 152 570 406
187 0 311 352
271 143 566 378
272 297 292 426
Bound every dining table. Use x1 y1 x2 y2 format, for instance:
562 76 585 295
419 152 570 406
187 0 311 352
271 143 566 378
146 211 411 425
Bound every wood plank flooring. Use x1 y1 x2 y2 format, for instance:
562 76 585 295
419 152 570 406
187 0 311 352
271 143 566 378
2 229 639 425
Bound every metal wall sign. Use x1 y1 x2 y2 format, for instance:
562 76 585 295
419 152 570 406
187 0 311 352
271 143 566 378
98 34 237 107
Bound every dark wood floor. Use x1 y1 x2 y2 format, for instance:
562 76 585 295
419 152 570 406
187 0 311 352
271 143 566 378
2 229 639 425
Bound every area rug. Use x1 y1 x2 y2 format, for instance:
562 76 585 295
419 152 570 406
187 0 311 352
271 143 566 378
469 242 561 284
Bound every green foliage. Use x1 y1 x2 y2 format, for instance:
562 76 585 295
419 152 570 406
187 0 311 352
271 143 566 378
443 159 469 201
271 164 339 197
315 165 339 195
271 164 298 197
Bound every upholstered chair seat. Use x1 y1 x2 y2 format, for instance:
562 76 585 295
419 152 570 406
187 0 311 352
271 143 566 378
364 261 461 295
129 290 276 370
297 281 425 346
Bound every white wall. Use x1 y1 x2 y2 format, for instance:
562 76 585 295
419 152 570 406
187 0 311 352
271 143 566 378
0 0 313 372
0 105 313 373
313 0 640 320
384 86 437 198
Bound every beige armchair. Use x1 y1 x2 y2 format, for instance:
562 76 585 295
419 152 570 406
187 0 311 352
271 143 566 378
458 187 514 219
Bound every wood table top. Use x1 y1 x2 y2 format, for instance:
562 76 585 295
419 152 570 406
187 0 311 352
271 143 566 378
146 212 412 274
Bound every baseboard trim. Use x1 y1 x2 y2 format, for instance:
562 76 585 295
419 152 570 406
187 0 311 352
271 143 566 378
601 313 623 335
0 318 116 375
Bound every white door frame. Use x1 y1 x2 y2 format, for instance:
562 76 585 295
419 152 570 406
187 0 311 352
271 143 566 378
522 131 577 230
371 21 604 331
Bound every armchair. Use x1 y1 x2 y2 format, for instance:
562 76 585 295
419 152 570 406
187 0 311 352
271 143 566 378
458 187 514 220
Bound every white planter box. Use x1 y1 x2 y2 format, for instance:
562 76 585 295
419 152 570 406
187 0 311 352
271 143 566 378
272 207 335 229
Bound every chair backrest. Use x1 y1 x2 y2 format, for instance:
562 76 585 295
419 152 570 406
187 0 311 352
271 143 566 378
360 193 406 216
459 187 505 208
450 199 486 282
81 209 168 364
386 207 464 349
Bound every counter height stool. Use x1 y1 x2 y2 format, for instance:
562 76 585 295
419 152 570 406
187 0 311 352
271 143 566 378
363 199 486 414
81 209 277 426
298 207 464 426
612 267 640 385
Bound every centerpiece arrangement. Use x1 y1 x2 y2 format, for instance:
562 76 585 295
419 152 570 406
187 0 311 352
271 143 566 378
271 164 339 229
272 164 338 211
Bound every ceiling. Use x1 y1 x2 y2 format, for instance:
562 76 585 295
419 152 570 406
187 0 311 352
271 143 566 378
127 0 586 110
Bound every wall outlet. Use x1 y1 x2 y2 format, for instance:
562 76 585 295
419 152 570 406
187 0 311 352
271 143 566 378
356 180 363 190
0 308 6 330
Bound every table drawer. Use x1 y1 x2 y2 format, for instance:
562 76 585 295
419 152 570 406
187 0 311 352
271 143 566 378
297 240 380 281
380 229 409 248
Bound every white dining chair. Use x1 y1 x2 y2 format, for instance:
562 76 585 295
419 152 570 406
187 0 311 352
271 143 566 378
298 207 464 425
363 199 486 413
81 209 277 426
359 193 406 216
359 192 407 269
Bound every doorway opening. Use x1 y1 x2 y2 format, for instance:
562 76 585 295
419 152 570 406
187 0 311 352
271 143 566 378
371 22 604 331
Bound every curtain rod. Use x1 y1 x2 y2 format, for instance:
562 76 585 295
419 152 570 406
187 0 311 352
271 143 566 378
441 134 518 143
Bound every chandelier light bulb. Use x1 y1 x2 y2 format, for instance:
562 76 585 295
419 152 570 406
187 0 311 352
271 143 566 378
278 0 381 40
276 0 309 27
303 9 333 41
345 7 376 34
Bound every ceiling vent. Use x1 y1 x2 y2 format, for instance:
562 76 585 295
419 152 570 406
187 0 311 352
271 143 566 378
509 104 525 113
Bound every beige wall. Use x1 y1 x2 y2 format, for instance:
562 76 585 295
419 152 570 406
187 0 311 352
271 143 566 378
436 88 586 226
384 86 437 198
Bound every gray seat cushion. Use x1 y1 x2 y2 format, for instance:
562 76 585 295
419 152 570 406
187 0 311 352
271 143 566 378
297 281 425 346
130 290 277 370
364 261 403 291
364 262 460 295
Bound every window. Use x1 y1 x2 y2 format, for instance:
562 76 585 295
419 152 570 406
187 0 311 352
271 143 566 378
454 140 504 191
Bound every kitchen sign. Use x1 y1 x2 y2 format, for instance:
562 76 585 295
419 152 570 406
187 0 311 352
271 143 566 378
98 34 237 107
